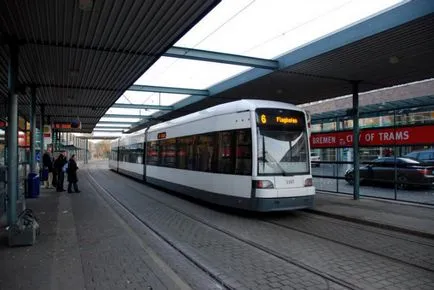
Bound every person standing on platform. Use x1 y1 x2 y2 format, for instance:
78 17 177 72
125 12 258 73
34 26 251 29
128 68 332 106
67 154 80 193
54 153 67 192
42 151 54 189
52 154 58 188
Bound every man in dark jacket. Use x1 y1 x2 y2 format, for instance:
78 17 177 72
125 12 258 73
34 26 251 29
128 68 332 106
42 151 54 189
54 153 67 192
67 155 80 193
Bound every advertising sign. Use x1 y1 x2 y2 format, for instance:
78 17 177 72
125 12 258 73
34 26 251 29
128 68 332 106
43 125 51 138
310 125 434 148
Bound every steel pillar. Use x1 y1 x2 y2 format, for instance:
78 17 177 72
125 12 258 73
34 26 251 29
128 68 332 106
85 139 88 164
7 42 19 225
352 81 360 200
52 128 55 151
29 87 37 173
336 117 340 193
40 105 45 167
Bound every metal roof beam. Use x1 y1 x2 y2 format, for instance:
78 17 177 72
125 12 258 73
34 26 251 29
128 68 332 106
94 126 130 130
20 40 278 70
24 83 208 97
165 47 279 70
93 128 126 132
111 103 173 110
128 84 208 96
97 121 134 125
81 136 119 140
103 114 151 119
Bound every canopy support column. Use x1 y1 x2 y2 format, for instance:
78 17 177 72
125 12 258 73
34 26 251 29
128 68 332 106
351 80 361 200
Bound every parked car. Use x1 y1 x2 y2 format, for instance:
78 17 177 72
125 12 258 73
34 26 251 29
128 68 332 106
404 149 434 165
310 152 320 167
344 157 434 189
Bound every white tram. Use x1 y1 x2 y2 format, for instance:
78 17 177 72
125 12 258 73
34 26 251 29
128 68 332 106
109 99 315 211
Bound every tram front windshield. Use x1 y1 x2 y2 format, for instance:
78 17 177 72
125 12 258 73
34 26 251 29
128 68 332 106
256 109 309 176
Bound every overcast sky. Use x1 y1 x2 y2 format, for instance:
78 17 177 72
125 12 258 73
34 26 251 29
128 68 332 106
94 0 403 137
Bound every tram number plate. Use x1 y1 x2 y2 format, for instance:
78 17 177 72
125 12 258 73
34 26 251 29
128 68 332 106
286 179 295 185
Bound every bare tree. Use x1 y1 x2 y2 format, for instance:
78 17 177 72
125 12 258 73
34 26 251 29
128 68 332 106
91 140 112 159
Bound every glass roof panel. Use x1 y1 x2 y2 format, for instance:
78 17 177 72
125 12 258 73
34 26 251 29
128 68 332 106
105 108 158 116
120 91 193 106
175 0 404 59
92 132 123 138
102 0 404 134
93 128 126 131
95 124 130 128
99 117 141 123
134 57 249 90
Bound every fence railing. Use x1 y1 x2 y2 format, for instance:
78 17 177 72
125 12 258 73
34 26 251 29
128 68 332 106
311 161 434 205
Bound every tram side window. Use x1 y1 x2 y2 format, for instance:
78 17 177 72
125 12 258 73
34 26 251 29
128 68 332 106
196 134 214 172
130 143 144 164
146 129 252 175
216 131 233 174
127 145 133 163
126 145 132 163
124 146 130 163
160 139 176 167
176 137 189 169
147 141 159 165
135 143 142 164
235 129 252 175
111 150 118 161
119 146 126 162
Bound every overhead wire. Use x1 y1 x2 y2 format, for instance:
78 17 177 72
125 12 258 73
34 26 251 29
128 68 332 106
241 0 354 55
138 0 359 127
140 0 257 106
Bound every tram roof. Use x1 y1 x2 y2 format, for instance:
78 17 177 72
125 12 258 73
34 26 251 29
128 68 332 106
147 99 303 133
130 0 434 132
0 0 219 133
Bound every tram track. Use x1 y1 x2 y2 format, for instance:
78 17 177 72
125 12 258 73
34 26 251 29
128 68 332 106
261 217 434 273
85 169 233 290
90 166 434 289
108 167 434 273
297 212 434 248
89 168 369 290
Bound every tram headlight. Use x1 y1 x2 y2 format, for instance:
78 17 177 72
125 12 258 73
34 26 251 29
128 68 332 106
255 180 274 189
304 178 313 187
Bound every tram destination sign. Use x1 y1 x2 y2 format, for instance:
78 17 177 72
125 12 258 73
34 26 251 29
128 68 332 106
310 124 434 148
256 109 305 128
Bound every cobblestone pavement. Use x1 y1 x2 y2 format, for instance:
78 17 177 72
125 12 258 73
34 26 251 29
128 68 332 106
90 167 349 290
0 192 58 290
90 164 434 290
0 167 222 290
265 213 434 271
72 172 219 290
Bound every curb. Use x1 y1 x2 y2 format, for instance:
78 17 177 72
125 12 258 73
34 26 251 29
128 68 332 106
305 208 434 240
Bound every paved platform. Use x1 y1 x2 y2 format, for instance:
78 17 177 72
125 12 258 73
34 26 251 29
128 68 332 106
1 163 433 290
0 166 214 290
311 192 434 239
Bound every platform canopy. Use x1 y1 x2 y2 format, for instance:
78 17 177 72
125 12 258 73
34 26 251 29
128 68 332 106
127 0 434 132
0 0 220 133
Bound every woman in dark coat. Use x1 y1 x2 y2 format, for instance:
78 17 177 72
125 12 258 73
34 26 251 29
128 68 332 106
54 153 67 192
67 155 81 193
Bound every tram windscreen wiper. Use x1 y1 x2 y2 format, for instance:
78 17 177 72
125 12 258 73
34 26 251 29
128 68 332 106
264 151 286 175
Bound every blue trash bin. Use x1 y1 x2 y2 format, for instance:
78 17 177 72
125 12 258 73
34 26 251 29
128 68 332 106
27 173 40 198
